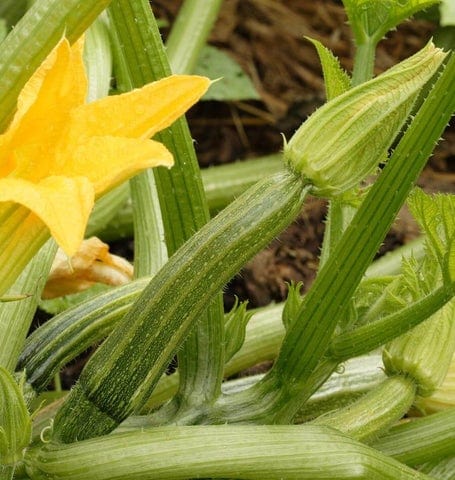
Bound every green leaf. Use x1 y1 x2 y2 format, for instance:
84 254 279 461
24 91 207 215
352 275 405 326
441 0 455 26
407 188 455 282
342 0 441 44
305 37 351 100
400 254 441 298
194 45 260 101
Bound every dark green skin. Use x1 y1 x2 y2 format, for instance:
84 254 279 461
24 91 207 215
53 170 308 443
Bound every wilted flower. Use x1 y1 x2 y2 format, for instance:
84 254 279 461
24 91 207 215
43 237 133 299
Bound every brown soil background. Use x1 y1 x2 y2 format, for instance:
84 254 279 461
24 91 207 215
154 0 454 308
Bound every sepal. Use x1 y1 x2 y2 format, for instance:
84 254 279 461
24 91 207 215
224 299 253 363
305 37 350 101
282 281 304 331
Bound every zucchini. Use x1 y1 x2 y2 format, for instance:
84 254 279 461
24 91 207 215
53 171 308 442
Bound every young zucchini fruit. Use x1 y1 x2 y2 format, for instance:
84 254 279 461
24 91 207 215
53 172 308 442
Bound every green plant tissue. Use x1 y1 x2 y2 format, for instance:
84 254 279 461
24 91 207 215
195 45 260 101
441 0 455 26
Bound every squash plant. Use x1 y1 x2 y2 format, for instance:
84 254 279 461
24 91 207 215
0 0 454 479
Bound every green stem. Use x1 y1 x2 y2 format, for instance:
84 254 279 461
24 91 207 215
329 285 454 361
130 172 168 278
19 277 150 393
107 7 167 278
0 0 112 130
0 206 51 298
202 154 284 213
294 352 385 423
165 0 223 74
372 408 455 467
311 375 416 442
108 0 226 412
119 352 384 429
351 39 376 86
26 425 432 480
0 240 56 371
83 15 112 103
319 199 357 267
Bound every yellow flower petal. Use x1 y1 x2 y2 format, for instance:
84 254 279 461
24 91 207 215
71 75 210 139
0 176 94 256
59 136 173 195
0 136 14 177
3 38 87 154
0 33 210 296
10 142 60 182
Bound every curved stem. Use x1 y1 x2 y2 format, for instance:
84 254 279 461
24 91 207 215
372 407 455 467
329 285 454 361
311 375 416 442
25 425 432 480
0 240 56 371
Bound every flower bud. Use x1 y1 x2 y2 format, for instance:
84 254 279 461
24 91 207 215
284 42 446 197
415 351 455 413
383 299 455 397
0 368 31 467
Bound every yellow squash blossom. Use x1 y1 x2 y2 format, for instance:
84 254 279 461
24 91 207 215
0 38 210 296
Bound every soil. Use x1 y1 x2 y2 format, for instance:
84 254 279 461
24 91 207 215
153 0 454 309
